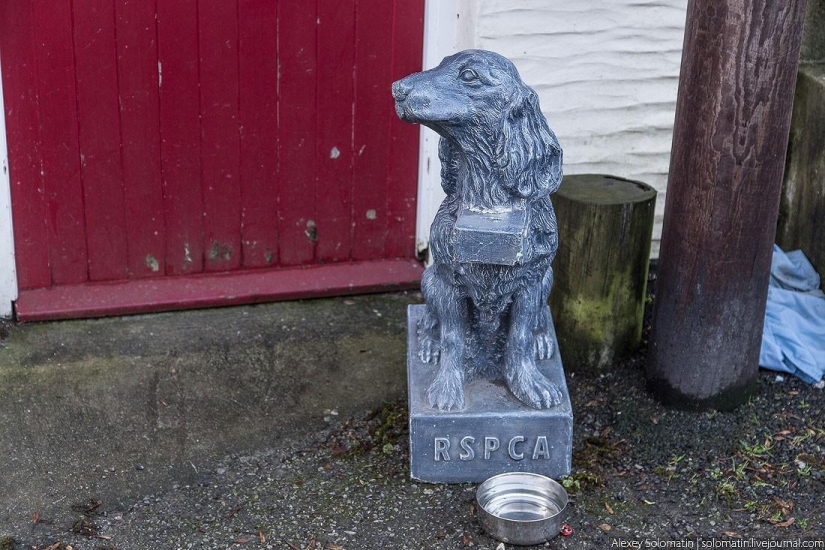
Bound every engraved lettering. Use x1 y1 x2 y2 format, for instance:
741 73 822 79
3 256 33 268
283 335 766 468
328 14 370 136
459 436 475 461
508 436 525 460
434 437 451 461
484 437 500 459
532 435 551 460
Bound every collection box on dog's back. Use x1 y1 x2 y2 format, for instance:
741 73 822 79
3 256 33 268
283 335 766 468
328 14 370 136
407 305 573 483
454 206 529 265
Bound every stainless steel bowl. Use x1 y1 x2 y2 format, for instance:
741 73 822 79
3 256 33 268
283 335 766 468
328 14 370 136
476 472 568 546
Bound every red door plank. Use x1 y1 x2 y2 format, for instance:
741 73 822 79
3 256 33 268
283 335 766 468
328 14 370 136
73 0 129 281
33 0 88 285
277 0 318 266
157 0 204 275
115 0 166 278
16 258 424 321
352 0 393 261
315 0 356 263
199 0 242 272
385 0 424 259
238 0 279 269
0 1 50 290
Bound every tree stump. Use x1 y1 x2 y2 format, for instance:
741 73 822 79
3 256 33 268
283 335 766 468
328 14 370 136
550 174 656 372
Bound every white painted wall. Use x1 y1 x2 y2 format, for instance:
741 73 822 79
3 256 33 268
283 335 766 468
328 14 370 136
0 55 18 318
418 0 688 257
416 0 478 257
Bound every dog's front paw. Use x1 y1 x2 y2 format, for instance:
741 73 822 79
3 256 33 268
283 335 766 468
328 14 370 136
534 332 555 360
418 333 440 364
426 372 465 411
507 370 563 409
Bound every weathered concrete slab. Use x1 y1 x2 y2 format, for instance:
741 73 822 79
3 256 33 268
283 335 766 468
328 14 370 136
407 305 573 483
0 293 415 534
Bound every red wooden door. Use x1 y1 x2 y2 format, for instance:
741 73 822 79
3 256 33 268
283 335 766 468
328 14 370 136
0 0 424 320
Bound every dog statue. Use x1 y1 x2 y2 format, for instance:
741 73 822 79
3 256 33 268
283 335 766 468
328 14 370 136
393 50 564 412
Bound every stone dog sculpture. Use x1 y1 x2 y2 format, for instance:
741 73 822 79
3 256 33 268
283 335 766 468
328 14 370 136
393 50 563 411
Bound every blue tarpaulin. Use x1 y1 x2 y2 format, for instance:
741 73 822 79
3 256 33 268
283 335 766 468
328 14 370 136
759 245 825 384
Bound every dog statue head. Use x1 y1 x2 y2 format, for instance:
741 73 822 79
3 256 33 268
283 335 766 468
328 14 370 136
392 49 562 207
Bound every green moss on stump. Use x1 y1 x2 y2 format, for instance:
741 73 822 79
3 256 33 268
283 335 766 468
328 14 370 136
550 174 656 371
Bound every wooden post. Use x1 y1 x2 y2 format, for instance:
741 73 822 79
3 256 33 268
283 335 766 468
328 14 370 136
551 175 656 372
647 0 808 410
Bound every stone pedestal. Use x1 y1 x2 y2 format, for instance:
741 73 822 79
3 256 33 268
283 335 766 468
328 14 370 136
407 305 573 483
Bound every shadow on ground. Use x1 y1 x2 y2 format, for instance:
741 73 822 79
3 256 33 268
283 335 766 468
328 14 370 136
0 291 823 549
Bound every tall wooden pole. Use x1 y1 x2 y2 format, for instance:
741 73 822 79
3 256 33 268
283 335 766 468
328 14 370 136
647 0 807 410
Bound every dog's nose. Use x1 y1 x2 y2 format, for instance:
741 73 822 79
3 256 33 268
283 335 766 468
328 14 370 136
392 79 411 101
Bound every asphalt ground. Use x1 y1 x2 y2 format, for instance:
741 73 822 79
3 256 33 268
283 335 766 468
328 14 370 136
0 290 822 549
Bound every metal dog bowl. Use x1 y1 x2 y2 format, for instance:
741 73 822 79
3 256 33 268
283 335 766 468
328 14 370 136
476 472 568 546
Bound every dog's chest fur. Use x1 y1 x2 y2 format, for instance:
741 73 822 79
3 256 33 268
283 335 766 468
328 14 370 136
456 263 536 312
430 195 554 313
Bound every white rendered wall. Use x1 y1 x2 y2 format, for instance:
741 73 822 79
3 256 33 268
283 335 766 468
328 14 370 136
415 0 478 257
418 0 688 257
0 55 18 318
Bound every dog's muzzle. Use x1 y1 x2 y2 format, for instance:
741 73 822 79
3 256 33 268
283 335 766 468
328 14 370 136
391 80 410 102
392 77 421 122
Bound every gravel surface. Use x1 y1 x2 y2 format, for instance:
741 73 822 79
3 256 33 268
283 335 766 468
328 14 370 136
2 283 823 549
7 362 823 550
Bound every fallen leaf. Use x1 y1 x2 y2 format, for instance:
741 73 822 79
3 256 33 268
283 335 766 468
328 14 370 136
259 531 266 543
788 391 800 396
435 530 446 539
604 502 614 514
599 523 612 531
71 519 98 536
84 500 102 514
46 542 61 550
724 531 741 538
469 503 476 515
224 503 244 519
286 543 301 550
463 533 473 546
773 497 794 513
643 499 656 505
33 511 40 525
233 535 255 544
771 517 795 528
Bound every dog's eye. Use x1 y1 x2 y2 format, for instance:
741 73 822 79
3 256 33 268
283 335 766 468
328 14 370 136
459 68 479 82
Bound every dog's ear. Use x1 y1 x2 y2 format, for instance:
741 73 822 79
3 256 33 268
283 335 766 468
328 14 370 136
438 137 460 195
497 89 562 199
